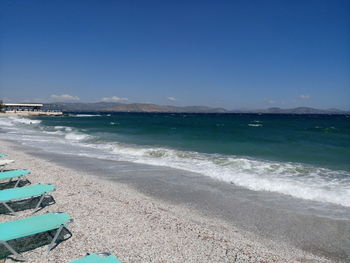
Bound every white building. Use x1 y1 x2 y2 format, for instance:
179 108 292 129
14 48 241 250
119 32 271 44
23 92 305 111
1 103 62 116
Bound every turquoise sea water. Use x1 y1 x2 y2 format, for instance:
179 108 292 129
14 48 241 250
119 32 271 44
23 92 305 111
1 113 349 206
40 113 350 170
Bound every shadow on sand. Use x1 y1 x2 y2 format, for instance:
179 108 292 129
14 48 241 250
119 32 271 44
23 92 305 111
0 227 72 261
0 195 56 215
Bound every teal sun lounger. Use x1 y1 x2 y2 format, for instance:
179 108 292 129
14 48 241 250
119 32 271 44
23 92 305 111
0 184 55 215
0 212 73 260
0 169 31 187
70 252 122 263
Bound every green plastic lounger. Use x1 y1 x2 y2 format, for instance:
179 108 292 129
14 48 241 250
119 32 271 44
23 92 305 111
70 252 122 263
0 154 8 158
0 169 31 187
0 184 55 215
0 212 73 260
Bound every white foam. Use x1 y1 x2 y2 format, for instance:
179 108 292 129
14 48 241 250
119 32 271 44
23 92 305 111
64 132 91 141
74 114 102 117
0 118 14 126
54 126 73 132
248 123 262 127
9 117 41 125
43 130 65 135
0 117 41 126
2 116 349 207
54 126 65 130
105 144 350 207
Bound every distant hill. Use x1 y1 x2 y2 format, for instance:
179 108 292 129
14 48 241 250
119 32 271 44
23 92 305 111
43 102 349 114
240 107 348 114
44 102 227 113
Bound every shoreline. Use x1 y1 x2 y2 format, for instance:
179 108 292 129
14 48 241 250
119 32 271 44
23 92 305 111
0 112 63 117
0 139 339 262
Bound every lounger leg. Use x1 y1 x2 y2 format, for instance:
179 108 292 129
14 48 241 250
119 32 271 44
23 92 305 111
2 202 17 215
33 194 45 212
1 241 25 260
14 177 22 187
47 225 64 251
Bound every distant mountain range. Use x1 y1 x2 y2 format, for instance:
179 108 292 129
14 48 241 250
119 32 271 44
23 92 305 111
43 102 349 114
241 107 349 114
44 102 227 113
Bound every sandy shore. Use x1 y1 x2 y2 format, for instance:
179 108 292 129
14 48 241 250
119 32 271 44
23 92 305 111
0 139 332 263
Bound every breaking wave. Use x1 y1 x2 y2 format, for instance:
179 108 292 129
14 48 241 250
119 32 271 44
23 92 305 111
64 132 92 141
74 114 102 117
0 116 42 126
1 116 349 207
101 144 350 207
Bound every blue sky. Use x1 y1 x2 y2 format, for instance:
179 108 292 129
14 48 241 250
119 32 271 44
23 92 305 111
0 0 349 110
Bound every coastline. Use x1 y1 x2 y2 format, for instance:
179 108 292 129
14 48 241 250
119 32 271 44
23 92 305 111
0 112 63 117
0 139 339 262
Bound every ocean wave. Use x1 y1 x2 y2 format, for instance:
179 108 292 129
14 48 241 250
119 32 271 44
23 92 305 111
74 114 102 117
101 143 350 207
0 118 14 126
43 130 65 135
0 116 42 126
54 126 73 132
42 126 92 141
64 132 92 141
2 116 349 207
248 123 262 127
11 117 41 125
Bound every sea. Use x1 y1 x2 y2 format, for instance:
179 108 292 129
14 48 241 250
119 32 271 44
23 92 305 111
0 113 349 208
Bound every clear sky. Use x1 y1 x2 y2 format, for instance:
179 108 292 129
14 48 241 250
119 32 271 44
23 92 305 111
0 0 349 110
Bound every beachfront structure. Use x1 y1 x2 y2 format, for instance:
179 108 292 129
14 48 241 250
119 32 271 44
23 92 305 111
1 103 62 116
2 103 43 112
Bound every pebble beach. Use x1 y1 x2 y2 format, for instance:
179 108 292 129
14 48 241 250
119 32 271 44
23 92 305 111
0 139 333 263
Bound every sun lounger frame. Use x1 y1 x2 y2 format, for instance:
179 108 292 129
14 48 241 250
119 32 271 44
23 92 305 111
0 212 73 260
0 169 31 188
0 184 56 215
0 224 71 260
